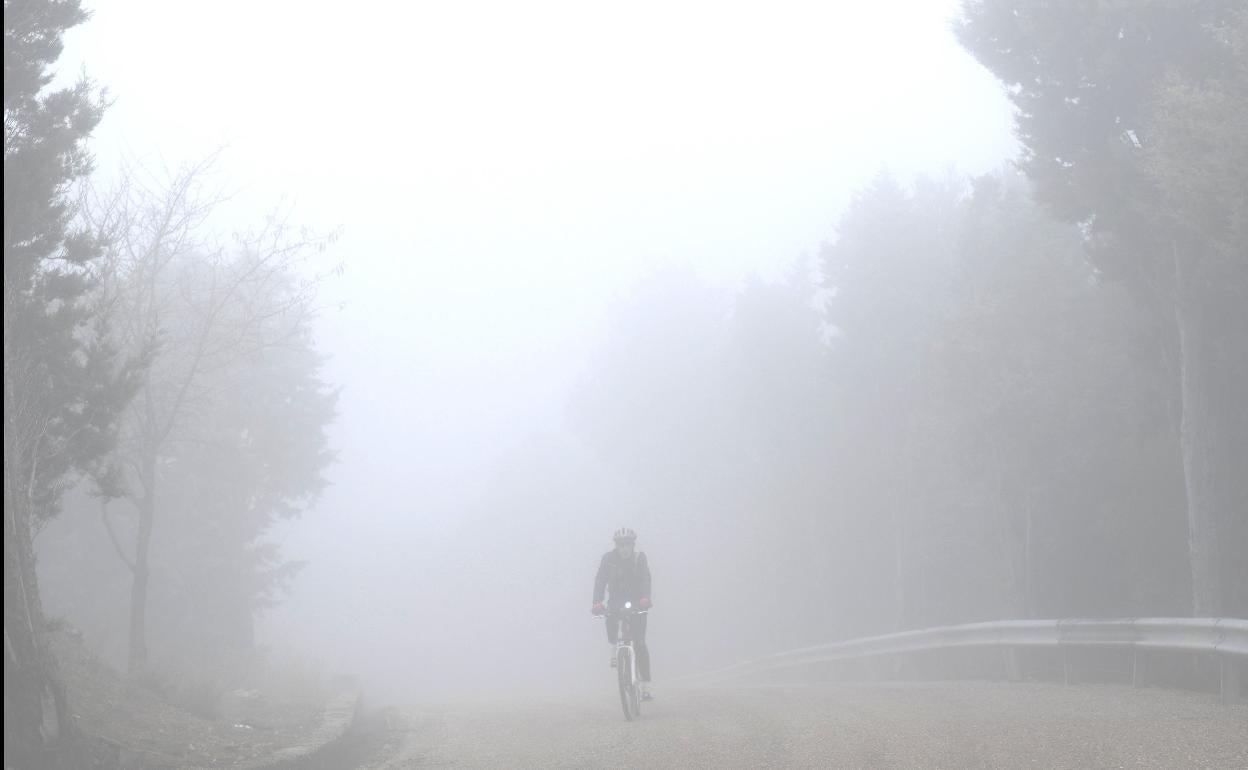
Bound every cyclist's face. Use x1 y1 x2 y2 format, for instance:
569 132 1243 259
615 540 634 556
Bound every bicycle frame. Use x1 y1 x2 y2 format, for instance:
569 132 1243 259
597 605 648 720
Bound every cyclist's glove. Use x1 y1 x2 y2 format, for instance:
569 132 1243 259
639 597 652 609
592 602 606 616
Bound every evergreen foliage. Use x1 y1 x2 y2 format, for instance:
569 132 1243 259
4 1 134 766
957 0 1248 616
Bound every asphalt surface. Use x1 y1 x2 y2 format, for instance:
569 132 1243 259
359 681 1248 769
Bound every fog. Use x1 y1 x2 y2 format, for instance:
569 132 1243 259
22 0 1244 738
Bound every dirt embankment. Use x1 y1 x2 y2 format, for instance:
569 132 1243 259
49 628 338 769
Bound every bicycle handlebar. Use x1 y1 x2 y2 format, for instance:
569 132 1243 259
594 608 650 619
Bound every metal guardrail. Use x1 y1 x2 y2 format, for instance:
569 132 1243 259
688 617 1248 703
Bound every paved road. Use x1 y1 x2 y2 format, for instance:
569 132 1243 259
358 682 1247 769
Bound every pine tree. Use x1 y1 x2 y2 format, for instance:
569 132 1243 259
957 0 1248 616
4 0 132 765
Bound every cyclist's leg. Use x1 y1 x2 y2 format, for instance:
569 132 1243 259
633 613 651 682
606 616 620 667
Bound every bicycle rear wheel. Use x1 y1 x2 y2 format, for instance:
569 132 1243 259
617 647 636 721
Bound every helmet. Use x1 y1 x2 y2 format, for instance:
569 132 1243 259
613 527 637 543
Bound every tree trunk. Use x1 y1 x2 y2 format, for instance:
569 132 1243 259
4 401 81 770
1176 295 1220 615
891 505 907 632
3 277 78 767
1022 495 1035 618
1173 250 1248 618
128 452 157 673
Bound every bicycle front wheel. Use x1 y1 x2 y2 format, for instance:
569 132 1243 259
617 648 636 721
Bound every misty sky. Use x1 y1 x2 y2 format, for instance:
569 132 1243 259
60 0 1018 696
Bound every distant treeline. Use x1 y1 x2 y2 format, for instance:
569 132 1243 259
575 168 1220 653
572 0 1248 649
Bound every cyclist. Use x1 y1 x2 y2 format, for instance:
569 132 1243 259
592 527 653 700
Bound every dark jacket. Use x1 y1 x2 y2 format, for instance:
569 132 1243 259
593 549 651 607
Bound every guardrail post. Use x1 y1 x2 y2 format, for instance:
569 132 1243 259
1062 647 1069 686
1131 648 1142 689
1002 648 1020 682
1220 655 1241 705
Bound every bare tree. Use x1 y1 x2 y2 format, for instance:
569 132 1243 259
83 155 336 673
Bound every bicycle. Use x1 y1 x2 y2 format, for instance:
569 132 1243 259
596 602 649 721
